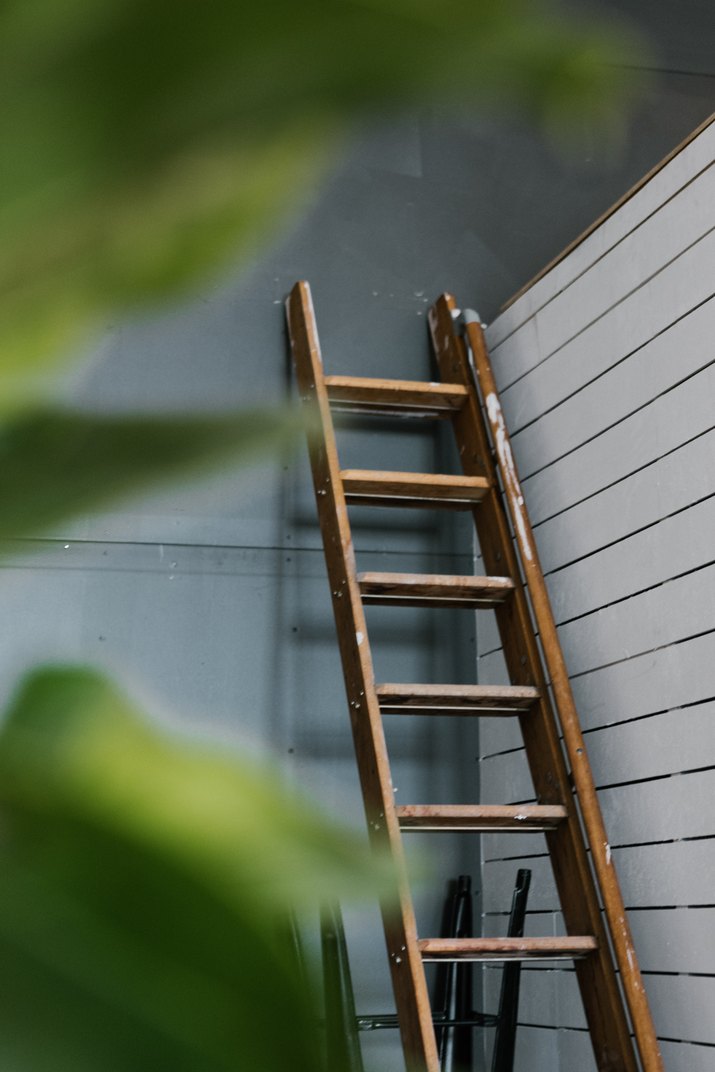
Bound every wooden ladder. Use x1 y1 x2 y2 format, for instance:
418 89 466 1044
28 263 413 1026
285 281 663 1072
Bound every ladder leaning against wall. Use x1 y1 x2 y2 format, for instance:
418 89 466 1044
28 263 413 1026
285 280 663 1072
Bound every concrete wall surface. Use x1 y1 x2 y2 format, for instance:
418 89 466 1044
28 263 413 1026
5 119 497 1072
481 118 715 1072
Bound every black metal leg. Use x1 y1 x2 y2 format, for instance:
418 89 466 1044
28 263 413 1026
431 876 475 1071
490 870 531 1072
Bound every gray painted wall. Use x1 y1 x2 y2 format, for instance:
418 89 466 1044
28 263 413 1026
481 118 715 1072
5 60 713 1065
5 119 493 1072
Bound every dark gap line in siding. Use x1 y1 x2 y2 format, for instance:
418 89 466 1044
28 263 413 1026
515 348 715 481
515 1030 715 1049
610 834 715 851
497 224 715 398
507 288 715 445
483 852 550 864
595 763 715 793
483 850 549 864
626 904 715 912
655 1037 715 1048
626 65 715 79
552 558 715 630
482 750 715 781
631 903 715 911
491 159 715 357
544 492 715 578
480 697 715 761
477 644 505 659
484 834 713 865
485 906 715 922
582 695 715 733
569 627 715 681
517 1022 590 1033
531 421 715 531
483 904 715 917
480 743 526 761
641 970 715 979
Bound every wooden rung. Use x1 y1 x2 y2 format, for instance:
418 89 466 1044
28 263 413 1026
358 571 514 607
418 936 598 962
325 375 468 417
396 804 567 831
341 470 490 509
376 683 539 714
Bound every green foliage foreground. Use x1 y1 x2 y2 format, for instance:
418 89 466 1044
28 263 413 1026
0 667 395 1072
1 0 643 393
0 2 645 1068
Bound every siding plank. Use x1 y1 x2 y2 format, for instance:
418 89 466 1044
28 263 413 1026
521 164 715 365
480 770 715 849
557 562 715 678
502 970 715 1046
483 840 715 912
629 908 715 975
572 632 715 730
535 428 715 573
482 121 715 1071
509 297 715 477
483 909 715 976
519 362 715 527
585 705 715 782
496 228 715 433
482 702 715 775
546 496 715 623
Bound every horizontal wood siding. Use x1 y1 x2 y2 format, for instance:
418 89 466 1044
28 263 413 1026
479 123 715 1071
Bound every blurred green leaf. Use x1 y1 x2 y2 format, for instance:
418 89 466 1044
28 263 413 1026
0 0 645 391
0 403 314 538
0 666 395 1072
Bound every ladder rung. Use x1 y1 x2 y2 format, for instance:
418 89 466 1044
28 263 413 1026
418 937 598 962
342 470 489 509
325 375 468 417
376 683 540 714
358 571 514 607
396 804 567 832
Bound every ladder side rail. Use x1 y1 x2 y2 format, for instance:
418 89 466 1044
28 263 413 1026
459 309 663 1072
428 294 639 1072
286 281 439 1072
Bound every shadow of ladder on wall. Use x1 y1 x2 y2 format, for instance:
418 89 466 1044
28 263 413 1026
285 281 664 1072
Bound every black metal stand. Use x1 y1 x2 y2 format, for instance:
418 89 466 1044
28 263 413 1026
320 870 531 1072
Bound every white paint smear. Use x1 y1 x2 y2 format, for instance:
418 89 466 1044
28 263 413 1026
485 392 533 561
